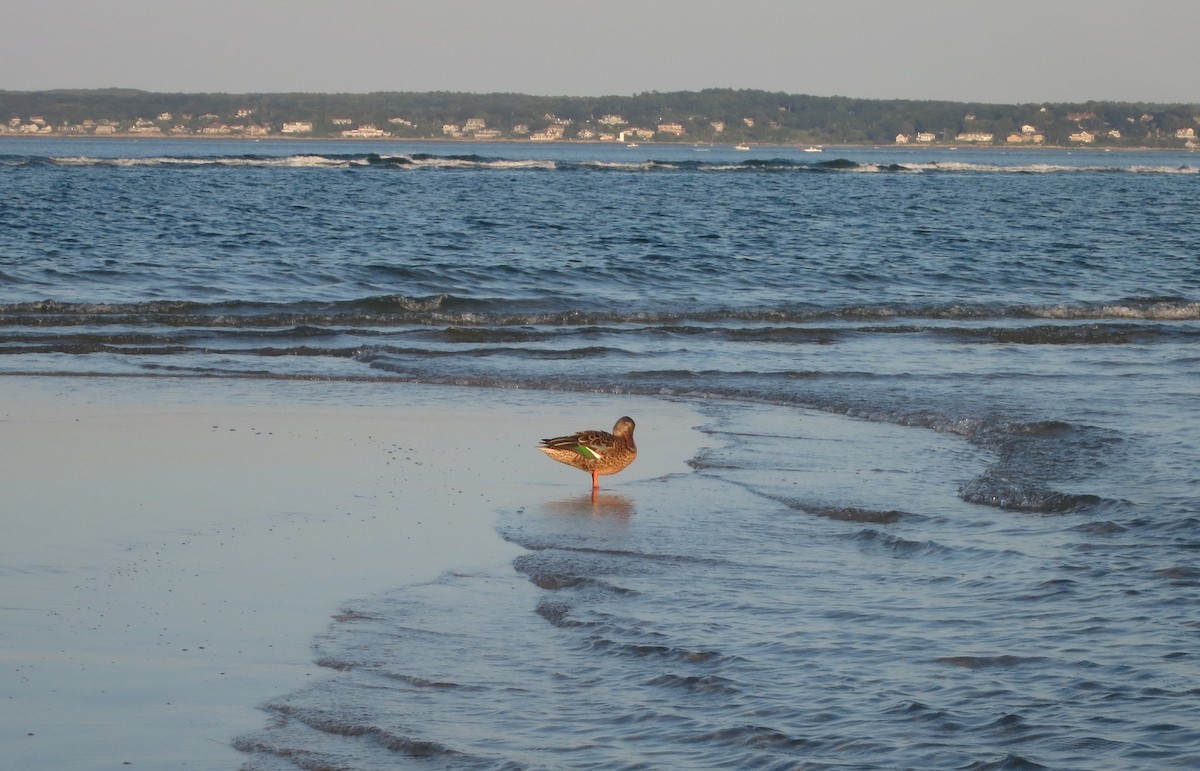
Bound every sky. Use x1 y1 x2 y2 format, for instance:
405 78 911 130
3 0 1197 104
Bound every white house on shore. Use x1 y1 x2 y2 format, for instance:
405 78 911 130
897 132 938 143
341 125 390 138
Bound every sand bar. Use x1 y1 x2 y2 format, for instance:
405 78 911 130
0 376 707 769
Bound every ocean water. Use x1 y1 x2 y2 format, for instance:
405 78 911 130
3 137 1199 769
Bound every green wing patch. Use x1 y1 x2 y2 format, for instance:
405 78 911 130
574 444 602 460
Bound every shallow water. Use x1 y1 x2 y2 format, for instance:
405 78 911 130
233 403 1199 770
3 137 1198 768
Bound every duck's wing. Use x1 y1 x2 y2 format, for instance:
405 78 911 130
540 429 616 460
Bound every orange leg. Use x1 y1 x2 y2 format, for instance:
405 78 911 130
591 470 600 490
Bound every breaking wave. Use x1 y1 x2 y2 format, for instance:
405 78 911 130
18 151 1197 175
3 295 1197 328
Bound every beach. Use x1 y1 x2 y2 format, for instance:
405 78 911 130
0 375 708 769
3 137 1197 768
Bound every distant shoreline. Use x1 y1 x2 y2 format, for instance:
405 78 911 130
6 88 1196 150
0 133 1191 153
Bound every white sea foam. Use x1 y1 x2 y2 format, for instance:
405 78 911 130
1034 301 1200 320
268 155 351 168
893 160 1198 175
486 159 557 170
42 154 1199 175
406 156 555 170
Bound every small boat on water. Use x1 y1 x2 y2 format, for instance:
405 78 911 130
803 145 824 153
735 143 751 151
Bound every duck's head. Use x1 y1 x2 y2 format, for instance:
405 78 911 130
613 416 636 447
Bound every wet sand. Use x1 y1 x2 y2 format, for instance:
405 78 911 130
0 376 706 769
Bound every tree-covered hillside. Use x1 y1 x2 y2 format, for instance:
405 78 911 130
2 88 1197 147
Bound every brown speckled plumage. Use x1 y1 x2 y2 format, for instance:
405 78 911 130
538 416 637 490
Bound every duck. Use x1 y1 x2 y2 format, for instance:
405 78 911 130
538 416 637 490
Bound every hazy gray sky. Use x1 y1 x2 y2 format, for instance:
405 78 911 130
3 0 1197 104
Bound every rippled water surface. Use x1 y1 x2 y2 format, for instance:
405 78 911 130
3 138 1198 768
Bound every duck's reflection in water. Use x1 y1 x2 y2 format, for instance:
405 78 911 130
541 491 635 520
